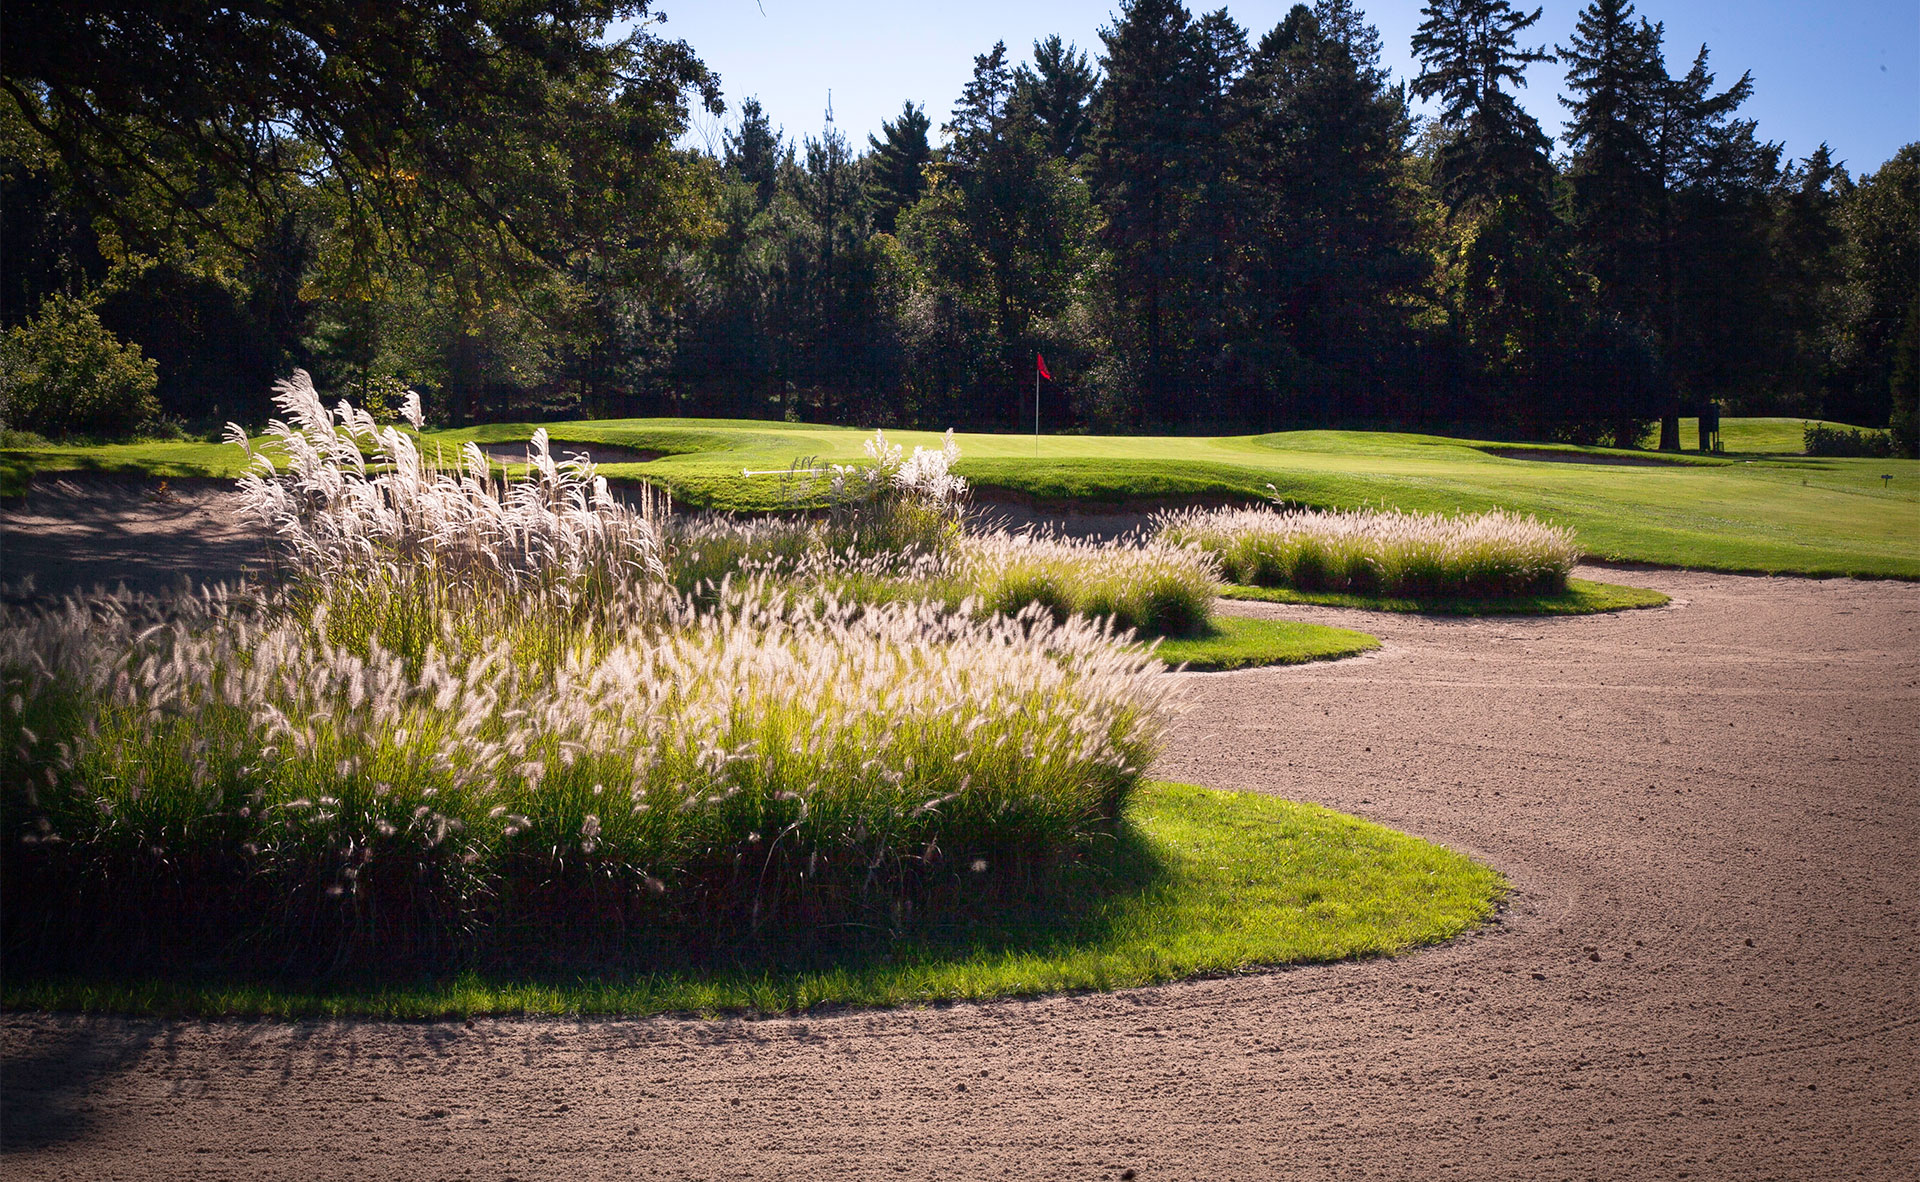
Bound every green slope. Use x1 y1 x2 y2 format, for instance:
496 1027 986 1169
7 417 1915 576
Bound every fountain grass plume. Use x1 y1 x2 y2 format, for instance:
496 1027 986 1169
662 516 1220 638
2 580 1177 970
957 530 1222 638
1154 504 1578 598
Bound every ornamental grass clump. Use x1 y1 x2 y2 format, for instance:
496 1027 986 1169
1 584 1174 972
958 532 1222 638
1155 505 1578 598
3 399 1188 976
826 428 969 557
664 522 1221 638
665 428 965 601
232 369 668 642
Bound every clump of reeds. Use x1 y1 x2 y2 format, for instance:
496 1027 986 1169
672 431 1219 638
665 428 966 599
662 519 1220 638
663 513 949 604
1155 505 1578 598
822 428 968 558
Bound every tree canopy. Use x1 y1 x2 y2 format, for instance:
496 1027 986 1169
4 0 1912 455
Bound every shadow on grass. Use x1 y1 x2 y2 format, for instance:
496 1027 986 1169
4 819 1172 1021
5 783 1507 1019
1218 576 1670 617
1151 614 1381 671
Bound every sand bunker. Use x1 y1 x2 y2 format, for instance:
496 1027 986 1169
3 491 1916 1180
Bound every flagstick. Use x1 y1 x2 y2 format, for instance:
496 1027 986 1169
1034 363 1040 458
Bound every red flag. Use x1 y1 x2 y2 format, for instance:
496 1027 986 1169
1036 353 1052 381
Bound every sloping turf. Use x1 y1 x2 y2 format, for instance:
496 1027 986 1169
6 417 1915 576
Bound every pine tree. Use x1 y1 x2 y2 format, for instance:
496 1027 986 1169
1831 144 1919 434
1177 9 1252 422
907 42 1094 427
1410 0 1556 217
866 102 932 234
1017 37 1099 161
1091 0 1203 423
1559 0 1665 325
1238 0 1424 425
1771 145 1849 410
1654 45 1781 436
726 98 784 210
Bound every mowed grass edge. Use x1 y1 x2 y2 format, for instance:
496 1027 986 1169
1 782 1503 1020
1150 615 1380 670
1219 576 1671 616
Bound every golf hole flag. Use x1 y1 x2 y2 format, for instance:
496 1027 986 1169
1033 354 1051 453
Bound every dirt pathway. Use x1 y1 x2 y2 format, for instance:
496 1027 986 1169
4 566 1917 1180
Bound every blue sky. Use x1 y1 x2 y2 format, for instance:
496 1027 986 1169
648 0 1917 176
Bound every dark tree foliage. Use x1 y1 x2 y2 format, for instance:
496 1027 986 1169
1237 0 1425 426
907 42 1093 427
1090 0 1205 424
866 102 933 234
726 98 786 210
1411 0 1557 217
3 0 718 275
1831 145 1920 439
0 148 106 329
1766 144 1848 410
5 0 1910 450
1175 10 1254 423
1414 0 1628 441
3 0 722 425
1017 36 1100 161
1653 45 1782 430
1559 0 1665 325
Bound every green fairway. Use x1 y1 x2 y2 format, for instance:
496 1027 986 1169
1219 576 1671 616
7 416 1914 576
3 782 1500 1019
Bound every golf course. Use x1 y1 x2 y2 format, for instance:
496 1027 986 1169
5 415 1915 577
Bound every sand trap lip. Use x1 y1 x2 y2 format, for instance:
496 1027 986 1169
1477 445 1702 466
4 566 1915 1178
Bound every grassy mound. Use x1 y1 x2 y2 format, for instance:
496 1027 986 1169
1150 615 1380 671
15 417 1910 575
2 782 1504 1019
1220 576 1670 616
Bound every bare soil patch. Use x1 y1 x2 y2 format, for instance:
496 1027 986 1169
3 541 1916 1175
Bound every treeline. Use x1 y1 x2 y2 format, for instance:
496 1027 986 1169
3 0 1916 452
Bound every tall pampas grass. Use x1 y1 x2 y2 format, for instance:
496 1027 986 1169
231 370 666 612
1155 505 1579 598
